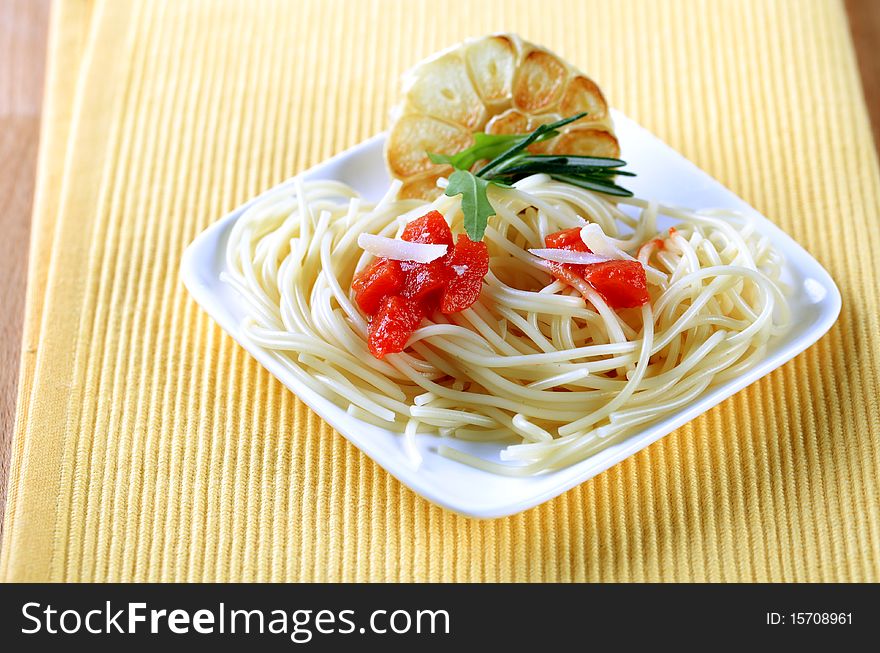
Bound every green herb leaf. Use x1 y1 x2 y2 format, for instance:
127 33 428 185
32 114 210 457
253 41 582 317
492 161 631 178
475 112 587 177
444 170 495 241
427 152 456 166
516 154 627 168
428 112 636 240
548 173 633 197
429 133 521 171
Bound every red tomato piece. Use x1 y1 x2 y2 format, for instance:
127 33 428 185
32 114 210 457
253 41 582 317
401 210 454 247
544 227 591 252
401 259 449 306
351 258 405 315
581 260 649 308
545 228 649 309
544 227 592 278
546 261 583 290
368 295 425 358
440 235 489 314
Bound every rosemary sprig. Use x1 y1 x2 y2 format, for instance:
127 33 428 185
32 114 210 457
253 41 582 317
428 113 634 241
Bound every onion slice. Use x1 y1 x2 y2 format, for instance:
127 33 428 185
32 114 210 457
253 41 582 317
358 233 447 263
527 248 611 265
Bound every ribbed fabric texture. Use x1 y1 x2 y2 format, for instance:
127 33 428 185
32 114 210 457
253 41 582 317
2 0 879 582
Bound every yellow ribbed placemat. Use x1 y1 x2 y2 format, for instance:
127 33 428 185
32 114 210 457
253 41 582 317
3 0 879 582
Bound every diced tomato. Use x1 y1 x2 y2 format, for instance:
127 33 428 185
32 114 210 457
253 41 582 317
401 259 449 306
544 227 593 278
368 295 425 358
544 227 591 252
440 235 489 313
546 261 583 289
581 260 649 308
544 228 649 309
401 210 454 247
351 258 405 315
355 212 492 358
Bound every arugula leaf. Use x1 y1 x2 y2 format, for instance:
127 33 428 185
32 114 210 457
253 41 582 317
429 133 520 171
445 170 495 242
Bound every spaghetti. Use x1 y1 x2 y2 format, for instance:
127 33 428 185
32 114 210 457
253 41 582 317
222 175 789 474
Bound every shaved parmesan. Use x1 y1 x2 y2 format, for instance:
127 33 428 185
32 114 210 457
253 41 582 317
358 233 447 263
580 223 628 258
528 248 611 265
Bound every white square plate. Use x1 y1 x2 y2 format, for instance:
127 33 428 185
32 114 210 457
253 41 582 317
181 111 840 518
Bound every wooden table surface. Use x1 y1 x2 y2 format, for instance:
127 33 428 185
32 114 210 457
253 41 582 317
1 0 879 532
0 0 51 531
